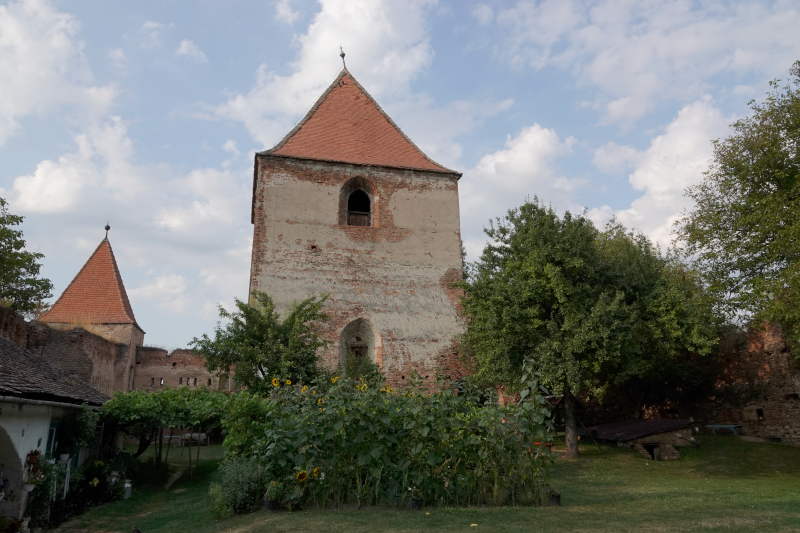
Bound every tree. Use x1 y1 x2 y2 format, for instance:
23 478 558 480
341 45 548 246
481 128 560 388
0 197 53 316
679 61 800 347
190 291 328 393
462 201 717 457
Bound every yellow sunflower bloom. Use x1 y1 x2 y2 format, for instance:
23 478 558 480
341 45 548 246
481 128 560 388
301 385 309 393
285 378 292 385
331 376 340 384
295 470 308 482
271 377 280 387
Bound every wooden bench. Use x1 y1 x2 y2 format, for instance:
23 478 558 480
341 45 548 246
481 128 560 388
706 424 743 435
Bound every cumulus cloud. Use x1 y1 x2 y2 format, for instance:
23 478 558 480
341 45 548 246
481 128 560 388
592 141 642 174
588 98 729 246
460 123 578 260
274 0 300 24
493 0 800 124
138 20 170 48
216 0 437 147
129 274 190 313
176 39 207 63
108 48 127 71
0 0 114 144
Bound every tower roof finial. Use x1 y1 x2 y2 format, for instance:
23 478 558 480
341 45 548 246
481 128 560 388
104 222 111 239
339 45 347 70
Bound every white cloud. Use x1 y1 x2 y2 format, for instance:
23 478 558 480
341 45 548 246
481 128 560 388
216 0 436 147
176 39 207 63
12 117 140 213
274 0 300 24
108 47 127 70
0 0 114 144
592 141 641 174
494 0 800 124
472 4 493 25
588 98 729 247
460 123 579 260
129 274 189 313
139 20 169 48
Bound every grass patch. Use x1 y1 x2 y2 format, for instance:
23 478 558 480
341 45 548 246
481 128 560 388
57 436 800 532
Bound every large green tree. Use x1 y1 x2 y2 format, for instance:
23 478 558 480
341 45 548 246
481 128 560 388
191 291 328 393
680 61 800 346
0 197 53 316
463 201 717 457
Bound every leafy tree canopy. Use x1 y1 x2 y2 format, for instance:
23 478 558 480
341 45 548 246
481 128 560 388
462 200 718 456
0 197 53 316
680 61 800 346
190 291 328 393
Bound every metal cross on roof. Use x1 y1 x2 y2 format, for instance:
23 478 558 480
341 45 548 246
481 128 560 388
339 45 347 69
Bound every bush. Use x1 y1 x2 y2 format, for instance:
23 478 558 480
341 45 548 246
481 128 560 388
215 456 267 514
208 482 233 519
222 375 552 511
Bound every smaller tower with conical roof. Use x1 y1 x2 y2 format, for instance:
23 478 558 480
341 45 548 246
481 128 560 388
39 229 144 391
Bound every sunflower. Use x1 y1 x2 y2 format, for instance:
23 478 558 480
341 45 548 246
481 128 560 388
311 466 321 479
271 377 280 387
284 378 292 385
330 376 340 384
301 385 309 393
295 470 308 482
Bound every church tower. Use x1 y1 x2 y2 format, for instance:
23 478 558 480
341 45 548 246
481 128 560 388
249 68 464 385
39 232 144 392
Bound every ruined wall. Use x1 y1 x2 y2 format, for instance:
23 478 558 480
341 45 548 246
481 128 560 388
0 306 124 397
41 322 143 394
250 156 465 387
133 346 232 391
714 325 800 445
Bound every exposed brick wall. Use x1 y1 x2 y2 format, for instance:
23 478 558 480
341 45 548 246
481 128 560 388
713 324 800 444
133 346 233 392
250 155 465 386
0 306 125 397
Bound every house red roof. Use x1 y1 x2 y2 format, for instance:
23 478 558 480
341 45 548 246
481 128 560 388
39 238 139 327
264 69 458 175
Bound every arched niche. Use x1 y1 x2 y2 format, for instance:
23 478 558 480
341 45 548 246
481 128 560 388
338 177 376 227
339 318 381 375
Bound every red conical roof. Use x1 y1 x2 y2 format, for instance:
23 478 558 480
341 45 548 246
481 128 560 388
264 69 458 174
39 238 139 327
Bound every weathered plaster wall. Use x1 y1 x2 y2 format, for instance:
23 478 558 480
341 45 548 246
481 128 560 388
250 156 465 386
0 402 68 519
133 347 232 391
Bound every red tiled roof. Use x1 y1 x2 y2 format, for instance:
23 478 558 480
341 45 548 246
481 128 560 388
264 69 459 175
39 238 139 327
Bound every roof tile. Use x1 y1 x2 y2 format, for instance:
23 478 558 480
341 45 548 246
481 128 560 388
266 70 458 174
39 238 138 326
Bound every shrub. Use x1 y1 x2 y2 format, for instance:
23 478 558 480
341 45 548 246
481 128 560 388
216 456 267 514
208 482 233 519
222 375 552 511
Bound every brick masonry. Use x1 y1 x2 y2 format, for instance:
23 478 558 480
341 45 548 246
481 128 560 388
0 305 214 396
713 324 800 445
250 155 466 387
133 346 233 391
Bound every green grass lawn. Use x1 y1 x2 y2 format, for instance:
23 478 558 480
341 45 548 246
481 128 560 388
57 436 800 533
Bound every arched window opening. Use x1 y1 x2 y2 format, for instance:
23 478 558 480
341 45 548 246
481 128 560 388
339 318 379 377
347 189 371 226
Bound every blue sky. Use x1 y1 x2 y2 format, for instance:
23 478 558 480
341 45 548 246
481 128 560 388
1 0 799 348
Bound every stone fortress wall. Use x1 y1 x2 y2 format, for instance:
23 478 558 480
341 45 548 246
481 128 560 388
0 305 215 396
